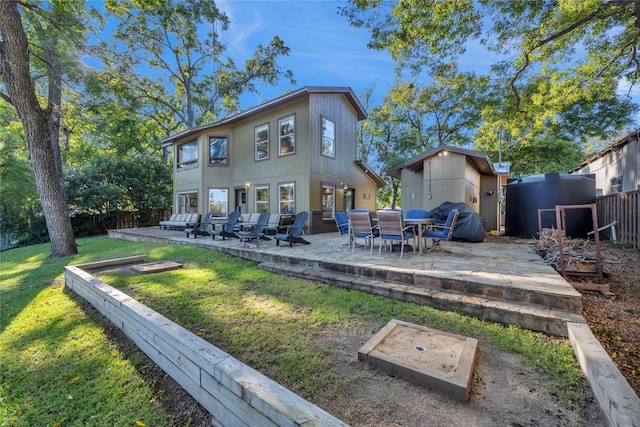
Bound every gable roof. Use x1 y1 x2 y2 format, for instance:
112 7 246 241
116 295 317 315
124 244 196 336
355 160 386 187
386 144 497 179
161 86 367 146
569 127 640 172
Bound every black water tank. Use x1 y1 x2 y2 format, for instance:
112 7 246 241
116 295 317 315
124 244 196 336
505 173 596 238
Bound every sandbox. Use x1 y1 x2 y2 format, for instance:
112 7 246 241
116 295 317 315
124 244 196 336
358 319 478 401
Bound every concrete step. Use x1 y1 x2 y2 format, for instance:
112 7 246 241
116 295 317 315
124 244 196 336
258 262 585 337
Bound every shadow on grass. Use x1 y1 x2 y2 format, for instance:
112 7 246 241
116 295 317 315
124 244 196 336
65 287 212 426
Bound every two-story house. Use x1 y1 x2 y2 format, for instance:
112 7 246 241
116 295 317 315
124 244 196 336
161 86 385 234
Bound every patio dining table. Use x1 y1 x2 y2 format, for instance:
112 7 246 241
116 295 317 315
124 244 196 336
404 218 435 255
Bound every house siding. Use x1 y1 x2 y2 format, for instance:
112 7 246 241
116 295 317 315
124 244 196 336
572 132 640 195
464 160 481 213
166 88 378 234
426 152 467 209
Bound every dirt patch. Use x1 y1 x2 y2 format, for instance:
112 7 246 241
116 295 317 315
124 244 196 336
311 322 602 427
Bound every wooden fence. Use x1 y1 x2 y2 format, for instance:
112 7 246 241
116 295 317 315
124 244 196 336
596 190 640 250
74 209 172 233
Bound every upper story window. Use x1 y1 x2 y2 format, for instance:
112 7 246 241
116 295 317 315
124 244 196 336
278 182 295 214
321 117 335 158
255 185 269 213
255 124 269 161
177 140 198 170
209 136 228 166
278 115 295 156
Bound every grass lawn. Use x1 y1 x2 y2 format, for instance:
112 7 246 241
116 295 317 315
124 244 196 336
1 236 589 425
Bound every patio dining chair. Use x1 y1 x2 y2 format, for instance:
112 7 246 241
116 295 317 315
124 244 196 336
423 208 459 253
349 210 379 254
376 210 415 258
184 211 213 238
275 211 310 246
334 211 350 245
211 209 240 240
405 209 429 233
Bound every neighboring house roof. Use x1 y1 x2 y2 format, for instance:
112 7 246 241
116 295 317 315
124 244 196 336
493 162 511 175
386 144 497 178
355 160 387 187
569 127 640 172
161 86 367 146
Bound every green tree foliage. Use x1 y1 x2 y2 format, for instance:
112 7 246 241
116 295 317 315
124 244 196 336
93 0 295 133
66 154 172 216
0 106 39 242
342 0 639 175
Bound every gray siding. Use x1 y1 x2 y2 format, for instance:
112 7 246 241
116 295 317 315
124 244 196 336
169 90 379 232
574 137 640 195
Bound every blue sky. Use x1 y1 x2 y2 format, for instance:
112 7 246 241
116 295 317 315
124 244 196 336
217 0 396 108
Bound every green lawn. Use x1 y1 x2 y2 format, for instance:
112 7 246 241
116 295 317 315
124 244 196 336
1 236 589 425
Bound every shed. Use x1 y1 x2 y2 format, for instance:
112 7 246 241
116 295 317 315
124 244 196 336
386 145 500 231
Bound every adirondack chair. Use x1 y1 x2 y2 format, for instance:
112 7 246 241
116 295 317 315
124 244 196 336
184 212 213 238
424 208 459 253
211 209 240 240
252 211 272 240
275 211 310 246
376 210 415 258
349 210 379 254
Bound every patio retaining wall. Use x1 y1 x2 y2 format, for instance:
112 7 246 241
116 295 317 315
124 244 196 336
64 259 347 427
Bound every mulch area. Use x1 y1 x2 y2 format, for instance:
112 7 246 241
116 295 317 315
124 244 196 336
572 241 640 397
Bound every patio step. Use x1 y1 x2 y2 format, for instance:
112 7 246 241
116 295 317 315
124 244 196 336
258 262 585 337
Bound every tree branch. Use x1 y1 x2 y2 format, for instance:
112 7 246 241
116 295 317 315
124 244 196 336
510 52 529 115
534 2 618 49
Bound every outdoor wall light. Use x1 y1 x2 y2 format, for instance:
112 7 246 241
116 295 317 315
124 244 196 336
486 190 494 195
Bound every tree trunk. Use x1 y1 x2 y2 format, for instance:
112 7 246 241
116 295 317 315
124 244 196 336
0 1 77 257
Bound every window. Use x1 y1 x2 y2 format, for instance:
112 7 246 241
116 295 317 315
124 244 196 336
611 176 623 193
278 115 295 156
178 192 197 213
321 183 334 219
255 185 269 213
209 136 228 165
255 124 269 161
208 188 229 218
278 182 295 214
321 117 335 158
177 140 198 170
